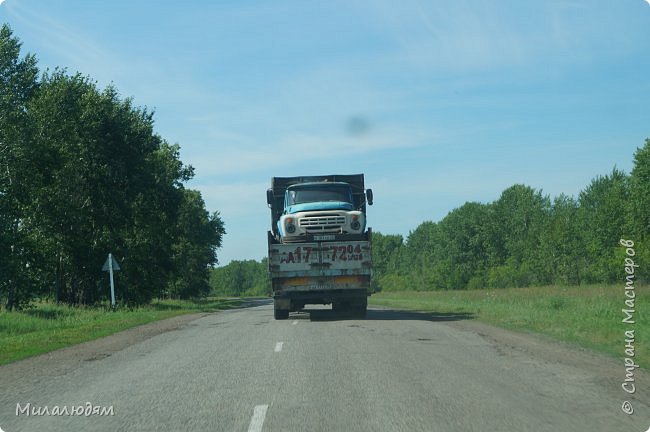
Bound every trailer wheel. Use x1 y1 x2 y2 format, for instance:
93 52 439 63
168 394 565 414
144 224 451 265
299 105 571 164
274 308 289 320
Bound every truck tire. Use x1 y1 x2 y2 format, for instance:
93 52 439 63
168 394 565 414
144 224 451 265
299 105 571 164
274 308 289 320
351 297 367 318
353 305 367 318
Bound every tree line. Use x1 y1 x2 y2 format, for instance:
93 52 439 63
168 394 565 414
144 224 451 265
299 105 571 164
372 142 649 291
209 259 270 297
1 25 225 309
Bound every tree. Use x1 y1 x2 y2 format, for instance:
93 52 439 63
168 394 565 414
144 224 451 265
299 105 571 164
0 24 40 310
629 139 650 279
210 260 270 297
538 194 582 285
120 140 193 304
371 232 404 276
27 71 172 304
168 189 225 298
576 168 631 283
436 202 497 289
403 221 442 290
371 232 404 291
491 184 550 287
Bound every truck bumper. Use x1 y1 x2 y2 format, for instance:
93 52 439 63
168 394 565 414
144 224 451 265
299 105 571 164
273 288 368 305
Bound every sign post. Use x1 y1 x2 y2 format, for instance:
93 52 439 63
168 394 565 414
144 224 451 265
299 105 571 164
102 253 121 308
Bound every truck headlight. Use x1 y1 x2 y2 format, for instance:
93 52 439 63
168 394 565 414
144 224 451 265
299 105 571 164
285 218 296 233
350 215 361 230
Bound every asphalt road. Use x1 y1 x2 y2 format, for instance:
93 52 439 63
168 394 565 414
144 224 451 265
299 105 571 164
1 300 649 432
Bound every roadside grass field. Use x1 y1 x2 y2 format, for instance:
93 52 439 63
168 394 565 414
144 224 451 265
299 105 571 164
0 297 241 366
370 284 649 369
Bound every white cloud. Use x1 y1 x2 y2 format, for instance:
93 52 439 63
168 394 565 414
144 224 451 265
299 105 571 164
184 127 424 176
361 1 530 72
193 181 268 218
5 3 124 81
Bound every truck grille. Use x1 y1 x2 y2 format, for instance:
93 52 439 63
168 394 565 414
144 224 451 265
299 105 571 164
299 215 345 232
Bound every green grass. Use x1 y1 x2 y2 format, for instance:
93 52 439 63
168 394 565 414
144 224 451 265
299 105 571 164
370 284 649 368
0 297 241 365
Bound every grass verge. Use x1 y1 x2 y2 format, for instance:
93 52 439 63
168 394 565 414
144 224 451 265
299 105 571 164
370 284 649 369
0 297 241 366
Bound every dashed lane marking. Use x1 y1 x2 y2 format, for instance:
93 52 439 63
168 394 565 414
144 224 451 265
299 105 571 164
247 404 269 432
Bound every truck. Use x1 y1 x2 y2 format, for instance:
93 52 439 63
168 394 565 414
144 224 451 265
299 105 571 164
266 174 373 320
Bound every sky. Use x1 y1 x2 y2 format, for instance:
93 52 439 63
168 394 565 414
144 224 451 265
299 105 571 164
1 0 649 264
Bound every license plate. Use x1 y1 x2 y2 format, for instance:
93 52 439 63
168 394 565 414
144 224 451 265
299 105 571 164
314 234 335 241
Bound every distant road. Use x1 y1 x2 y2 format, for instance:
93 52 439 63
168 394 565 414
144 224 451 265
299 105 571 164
1 300 649 431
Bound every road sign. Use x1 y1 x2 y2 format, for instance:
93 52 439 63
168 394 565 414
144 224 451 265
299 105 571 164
102 255 121 272
102 253 120 307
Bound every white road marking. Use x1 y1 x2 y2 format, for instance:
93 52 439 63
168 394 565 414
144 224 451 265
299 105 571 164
247 404 269 432
274 342 283 352
292 320 298 325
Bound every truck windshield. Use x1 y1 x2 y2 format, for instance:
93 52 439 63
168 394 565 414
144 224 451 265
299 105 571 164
288 185 352 205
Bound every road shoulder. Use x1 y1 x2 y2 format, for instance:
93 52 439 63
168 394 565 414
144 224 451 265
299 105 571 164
448 317 650 390
1 312 208 393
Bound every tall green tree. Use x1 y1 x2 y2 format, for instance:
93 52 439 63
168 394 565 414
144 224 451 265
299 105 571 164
538 194 583 285
120 141 193 304
629 139 650 277
371 232 404 291
0 24 40 310
490 184 550 287
404 221 442 290
168 189 225 298
436 202 496 289
576 168 631 283
371 232 404 276
210 259 270 297
27 71 167 304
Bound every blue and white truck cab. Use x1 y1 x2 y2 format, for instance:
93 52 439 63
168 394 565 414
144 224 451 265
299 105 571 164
275 181 369 242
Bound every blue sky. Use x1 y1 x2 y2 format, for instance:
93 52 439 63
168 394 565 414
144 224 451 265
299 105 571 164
2 0 649 264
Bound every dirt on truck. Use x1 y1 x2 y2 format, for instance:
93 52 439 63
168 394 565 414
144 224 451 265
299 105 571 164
266 174 373 319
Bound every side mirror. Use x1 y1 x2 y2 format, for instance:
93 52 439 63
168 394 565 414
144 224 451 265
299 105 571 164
266 189 274 206
366 188 373 206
